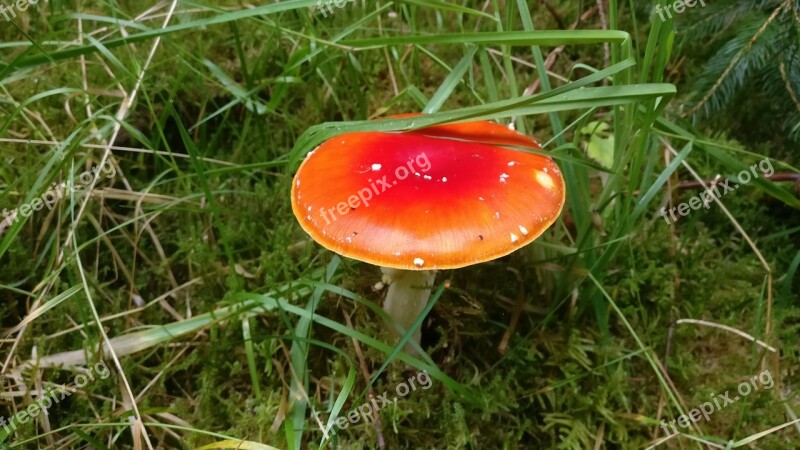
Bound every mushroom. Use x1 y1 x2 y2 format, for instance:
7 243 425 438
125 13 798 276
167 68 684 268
291 117 565 354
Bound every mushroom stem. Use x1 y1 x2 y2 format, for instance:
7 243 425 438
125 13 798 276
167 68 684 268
380 267 437 355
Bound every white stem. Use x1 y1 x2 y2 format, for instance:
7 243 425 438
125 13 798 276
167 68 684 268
380 267 437 355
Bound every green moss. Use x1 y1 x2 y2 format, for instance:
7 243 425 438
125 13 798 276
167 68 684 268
0 1 798 449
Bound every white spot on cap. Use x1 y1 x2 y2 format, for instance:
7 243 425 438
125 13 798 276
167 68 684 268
413 257 425 267
478 196 485 201
371 163 382 171
296 180 301 187
395 251 401 256
415 172 421 177
500 173 510 183
495 211 500 219
442 177 448 182
535 170 554 190
519 225 528 235
508 161 516 166
345 237 352 243
543 167 548 173
510 233 519 243
306 215 312 220
307 206 312 212
423 175 432 180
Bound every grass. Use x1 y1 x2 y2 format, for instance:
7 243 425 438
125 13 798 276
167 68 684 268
0 0 798 448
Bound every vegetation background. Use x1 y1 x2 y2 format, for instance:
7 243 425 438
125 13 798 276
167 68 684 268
0 0 798 448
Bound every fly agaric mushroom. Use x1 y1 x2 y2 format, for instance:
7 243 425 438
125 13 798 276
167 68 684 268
291 117 565 354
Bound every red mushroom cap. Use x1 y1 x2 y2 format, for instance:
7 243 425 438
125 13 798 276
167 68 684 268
291 117 565 270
